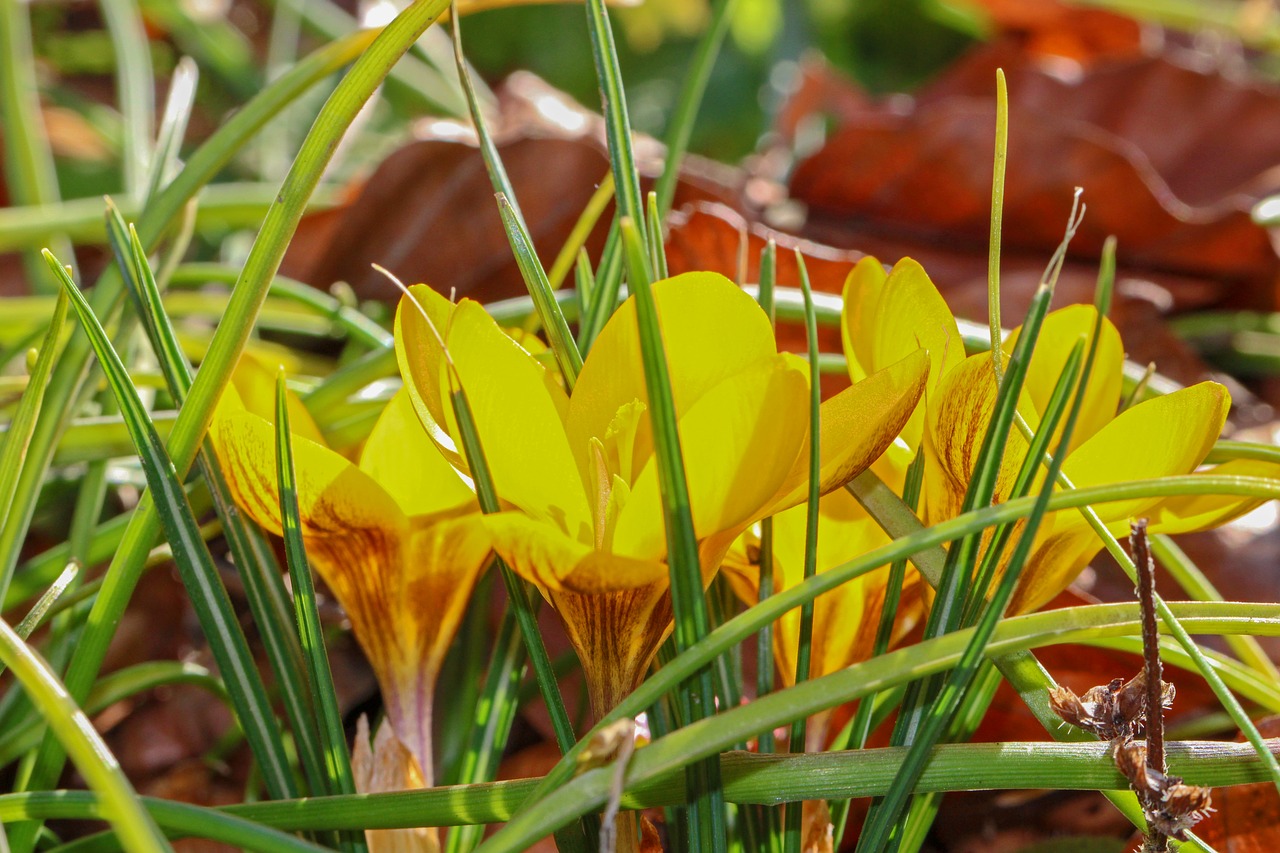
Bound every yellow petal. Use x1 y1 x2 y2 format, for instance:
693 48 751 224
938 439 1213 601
1061 381 1229 525
567 271 778 484
360 389 476 519
869 258 963 450
1143 458 1280 534
771 348 930 513
1007 522 1106 615
921 353 1033 526
397 285 590 540
210 408 404 539
840 256 887 384
229 351 327 446
613 355 810 561
483 512 669 593
395 284 467 465
1006 305 1124 450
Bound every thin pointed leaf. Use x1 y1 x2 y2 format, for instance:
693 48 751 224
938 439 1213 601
105 205 329 799
44 250 297 801
274 372 363 849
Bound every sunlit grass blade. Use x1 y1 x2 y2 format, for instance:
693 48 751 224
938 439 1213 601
0 291 68 530
646 192 668 280
12 563 79 642
0 661 228 770
0 616 168 852
0 0 74 291
619 216 724 851
0 24 385 596
444 368 590 853
444 605 523 853
1151 533 1280 681
552 177 615 298
855 339 1087 851
14 7 451 826
448 5 583 387
754 237 778 756
145 57 199 202
100 0 155 198
44 251 297 801
783 253 821 853
104 204 329 799
652 0 736 219
273 372 363 851
584 0 645 246
987 68 1008 386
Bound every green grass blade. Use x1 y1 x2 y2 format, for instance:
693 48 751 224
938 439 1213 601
0 616 168 852
856 339 1087 851
444 605 524 853
44 252 298 800
273 373 363 844
448 7 582 387
0 0 73 292
0 661 228 770
0 291 68 525
445 377 589 853
13 9 449 825
754 237 778 755
646 192 668 280
13 563 79 642
987 68 1008 386
584 0 645 248
99 0 156 197
145 57 199 202
1151 534 1280 682
105 204 329 799
783 253 821 853
619 217 724 851
552 177 615 296
652 0 736 219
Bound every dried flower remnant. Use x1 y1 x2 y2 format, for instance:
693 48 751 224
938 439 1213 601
1048 520 1212 851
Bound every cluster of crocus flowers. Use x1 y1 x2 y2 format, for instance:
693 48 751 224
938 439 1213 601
210 354 491 852
843 255 1277 615
395 271 929 718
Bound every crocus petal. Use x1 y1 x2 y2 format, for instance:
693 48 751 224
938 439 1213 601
228 351 327 446
1142 458 1280 534
360 390 476 519
210 408 406 539
398 285 590 540
567 272 778 484
482 512 669 593
613 355 810 562
840 256 888 383
1061 381 1229 525
921 353 1033 526
1006 305 1124 451
771 348 930 513
395 284 464 463
1007 521 1107 616
870 259 963 450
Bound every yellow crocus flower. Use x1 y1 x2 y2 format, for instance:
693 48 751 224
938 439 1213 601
843 256 1278 616
209 354 491 850
396 271 928 715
